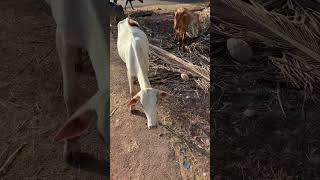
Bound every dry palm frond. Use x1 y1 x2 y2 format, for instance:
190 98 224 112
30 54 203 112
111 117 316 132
221 0 320 96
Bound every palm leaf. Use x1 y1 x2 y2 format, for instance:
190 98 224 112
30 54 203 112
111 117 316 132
221 0 320 61
220 0 320 95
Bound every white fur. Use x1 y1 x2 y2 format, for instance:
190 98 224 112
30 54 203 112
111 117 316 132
46 0 109 161
117 18 169 128
117 18 150 85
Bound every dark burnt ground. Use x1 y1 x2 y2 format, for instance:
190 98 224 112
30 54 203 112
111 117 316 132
0 0 108 179
213 0 320 179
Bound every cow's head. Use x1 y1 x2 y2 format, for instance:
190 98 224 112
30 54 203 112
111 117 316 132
128 88 171 128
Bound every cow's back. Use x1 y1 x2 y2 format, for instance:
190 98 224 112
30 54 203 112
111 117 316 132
117 18 149 75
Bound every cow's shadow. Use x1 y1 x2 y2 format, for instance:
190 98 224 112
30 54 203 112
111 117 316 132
131 109 147 119
69 152 109 177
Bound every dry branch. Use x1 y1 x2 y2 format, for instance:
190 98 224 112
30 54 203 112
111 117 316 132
110 106 119 117
149 44 210 82
0 143 27 175
220 0 320 98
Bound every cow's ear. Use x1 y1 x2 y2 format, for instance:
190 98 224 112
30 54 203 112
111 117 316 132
157 90 172 99
128 18 140 27
128 95 140 106
52 111 95 143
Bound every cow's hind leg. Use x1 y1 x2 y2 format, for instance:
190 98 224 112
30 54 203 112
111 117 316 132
130 1 134 10
125 0 128 10
55 30 81 164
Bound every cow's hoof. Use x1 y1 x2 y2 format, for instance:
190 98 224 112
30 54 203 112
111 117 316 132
63 150 81 165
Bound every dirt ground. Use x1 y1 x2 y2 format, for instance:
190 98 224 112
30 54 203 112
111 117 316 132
0 0 209 179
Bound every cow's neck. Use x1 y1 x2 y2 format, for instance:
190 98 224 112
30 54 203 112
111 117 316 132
137 70 151 89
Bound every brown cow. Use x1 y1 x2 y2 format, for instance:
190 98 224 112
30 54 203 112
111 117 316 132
173 7 201 48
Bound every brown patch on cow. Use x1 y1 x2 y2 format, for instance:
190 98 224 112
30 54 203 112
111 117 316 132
128 18 140 28
173 7 202 48
173 7 193 47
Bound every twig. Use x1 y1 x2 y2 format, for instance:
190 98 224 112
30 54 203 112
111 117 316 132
199 54 210 63
37 47 55 65
276 83 286 118
16 118 31 132
149 44 209 81
13 47 54 78
0 143 27 175
32 166 43 178
110 106 119 117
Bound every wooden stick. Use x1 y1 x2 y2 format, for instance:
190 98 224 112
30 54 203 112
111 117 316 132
277 83 287 118
110 106 119 117
0 143 27 175
199 54 210 63
149 44 209 81
33 166 44 178
16 118 31 132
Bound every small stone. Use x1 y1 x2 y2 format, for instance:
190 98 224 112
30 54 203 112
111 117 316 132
227 38 253 64
186 96 190 99
243 109 255 117
159 133 164 137
181 73 189 80
182 160 191 169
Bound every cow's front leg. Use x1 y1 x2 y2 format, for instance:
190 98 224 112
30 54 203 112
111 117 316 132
63 137 80 164
55 30 81 163
127 73 136 113
56 31 80 117
181 33 186 50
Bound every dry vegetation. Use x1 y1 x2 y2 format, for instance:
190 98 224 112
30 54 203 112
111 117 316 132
213 0 320 179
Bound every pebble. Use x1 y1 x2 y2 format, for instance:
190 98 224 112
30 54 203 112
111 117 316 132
227 38 253 64
243 109 255 117
181 73 189 80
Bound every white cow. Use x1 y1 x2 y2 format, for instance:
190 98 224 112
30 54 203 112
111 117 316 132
117 18 171 129
45 0 109 164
